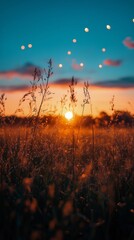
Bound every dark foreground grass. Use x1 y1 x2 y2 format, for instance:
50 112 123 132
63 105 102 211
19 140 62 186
0 125 134 240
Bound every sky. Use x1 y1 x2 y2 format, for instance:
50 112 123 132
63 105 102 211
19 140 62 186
0 0 134 116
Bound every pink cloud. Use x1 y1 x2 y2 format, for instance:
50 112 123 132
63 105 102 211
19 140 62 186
72 60 82 70
0 72 33 80
103 59 122 66
123 37 134 49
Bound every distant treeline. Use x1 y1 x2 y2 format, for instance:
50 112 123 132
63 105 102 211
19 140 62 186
0 110 134 127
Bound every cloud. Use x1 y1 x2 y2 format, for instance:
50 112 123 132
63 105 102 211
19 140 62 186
103 59 122 66
93 77 134 89
52 78 79 86
0 76 133 94
123 37 134 49
0 63 40 80
53 76 134 89
0 78 81 93
0 85 30 93
72 60 83 70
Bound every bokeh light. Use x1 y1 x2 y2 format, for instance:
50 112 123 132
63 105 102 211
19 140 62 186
84 27 89 32
67 51 71 55
28 43 32 48
80 63 84 67
21 45 25 50
106 24 111 30
72 39 77 43
102 48 106 52
99 64 103 68
58 64 63 68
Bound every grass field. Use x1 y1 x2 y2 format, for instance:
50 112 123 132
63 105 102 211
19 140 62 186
0 123 134 240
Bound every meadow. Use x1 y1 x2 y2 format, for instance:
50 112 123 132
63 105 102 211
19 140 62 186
0 61 134 239
0 122 134 240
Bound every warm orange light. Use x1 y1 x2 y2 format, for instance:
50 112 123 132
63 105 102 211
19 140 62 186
65 111 73 120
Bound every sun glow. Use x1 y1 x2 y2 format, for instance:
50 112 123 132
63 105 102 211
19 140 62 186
65 111 73 120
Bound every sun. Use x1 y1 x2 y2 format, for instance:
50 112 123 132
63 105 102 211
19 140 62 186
65 111 73 120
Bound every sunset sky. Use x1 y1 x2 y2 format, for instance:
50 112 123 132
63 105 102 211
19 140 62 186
0 0 134 116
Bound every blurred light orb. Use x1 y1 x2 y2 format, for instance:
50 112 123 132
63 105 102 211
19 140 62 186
102 48 106 52
58 64 63 68
67 51 71 55
106 24 111 30
72 38 77 43
99 64 103 68
28 43 32 48
132 18 134 22
21 45 25 50
80 63 84 67
84 27 89 32
65 111 73 120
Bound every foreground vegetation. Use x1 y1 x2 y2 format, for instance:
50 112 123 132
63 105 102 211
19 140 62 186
0 124 134 240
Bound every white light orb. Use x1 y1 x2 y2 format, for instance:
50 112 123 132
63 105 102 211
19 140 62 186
84 27 89 32
65 111 73 120
102 48 106 52
106 24 111 30
80 63 84 67
72 38 77 43
58 64 63 68
21 45 25 50
67 51 71 55
99 64 103 68
28 43 32 48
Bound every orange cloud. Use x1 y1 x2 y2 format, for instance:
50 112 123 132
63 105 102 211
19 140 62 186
103 59 122 66
123 37 134 49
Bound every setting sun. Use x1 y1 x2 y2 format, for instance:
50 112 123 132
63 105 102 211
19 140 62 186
65 111 73 120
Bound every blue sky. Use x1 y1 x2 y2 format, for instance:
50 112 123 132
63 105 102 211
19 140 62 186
0 0 134 115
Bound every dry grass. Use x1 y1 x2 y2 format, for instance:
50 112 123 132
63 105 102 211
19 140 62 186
0 121 134 240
